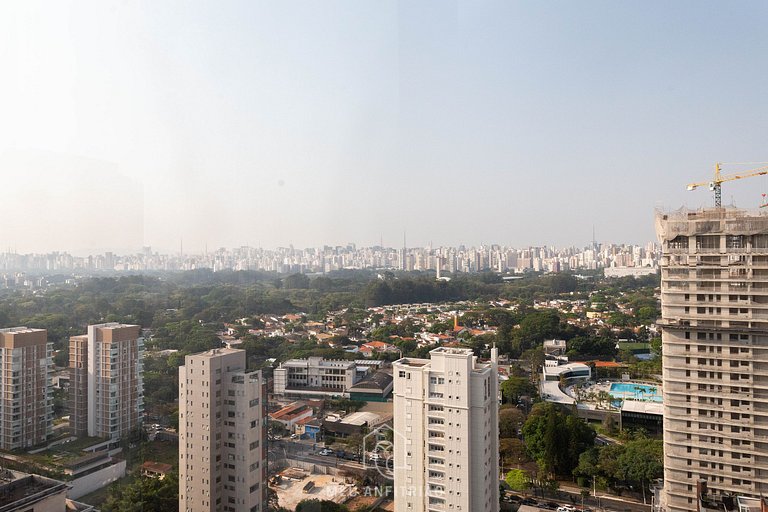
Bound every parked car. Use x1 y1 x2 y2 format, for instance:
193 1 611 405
319 448 334 456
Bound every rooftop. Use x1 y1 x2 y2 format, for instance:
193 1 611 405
192 347 243 359
395 358 428 368
281 358 355 369
140 461 173 475
0 327 44 334
430 346 474 356
270 402 311 421
92 322 140 330
336 411 381 426
621 400 663 416
542 362 590 377
349 371 393 392
0 472 68 512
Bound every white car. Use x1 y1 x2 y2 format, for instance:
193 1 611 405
557 506 576 512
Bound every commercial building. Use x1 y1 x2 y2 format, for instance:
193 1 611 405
69 323 144 439
0 470 96 512
348 371 394 402
179 347 267 512
392 347 499 512
539 362 591 406
0 327 53 450
656 207 768 511
272 357 365 398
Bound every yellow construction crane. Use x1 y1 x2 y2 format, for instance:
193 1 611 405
687 162 768 207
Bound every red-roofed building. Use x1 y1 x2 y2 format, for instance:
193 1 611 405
269 401 314 432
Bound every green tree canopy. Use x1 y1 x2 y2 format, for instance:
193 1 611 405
505 469 531 492
101 473 179 512
501 377 536 404
295 499 349 512
522 402 595 476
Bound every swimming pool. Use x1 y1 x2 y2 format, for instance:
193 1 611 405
609 382 662 403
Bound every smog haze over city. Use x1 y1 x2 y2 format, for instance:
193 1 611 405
2 1 768 254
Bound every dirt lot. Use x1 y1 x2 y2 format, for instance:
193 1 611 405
274 472 355 510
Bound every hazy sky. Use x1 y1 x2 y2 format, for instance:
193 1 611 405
2 1 768 254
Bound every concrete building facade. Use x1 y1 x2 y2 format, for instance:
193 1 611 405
656 207 768 511
0 327 53 450
69 323 144 439
179 348 267 512
392 347 499 512
273 357 361 398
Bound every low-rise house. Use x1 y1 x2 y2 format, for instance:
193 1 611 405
294 417 322 441
140 461 173 479
269 401 314 432
359 341 398 357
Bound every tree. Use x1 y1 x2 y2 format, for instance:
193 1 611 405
520 347 545 375
284 273 311 289
505 469 531 493
522 402 595 477
295 500 349 512
500 437 528 466
101 472 179 512
617 439 663 503
597 443 626 490
573 447 599 486
500 377 536 404
499 407 526 438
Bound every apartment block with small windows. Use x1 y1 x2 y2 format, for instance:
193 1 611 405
69 323 144 439
178 347 267 512
392 346 499 512
0 327 53 450
656 207 768 512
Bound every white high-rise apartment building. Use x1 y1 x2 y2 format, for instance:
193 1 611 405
69 323 144 439
0 327 53 450
179 348 267 512
392 347 499 512
657 207 768 511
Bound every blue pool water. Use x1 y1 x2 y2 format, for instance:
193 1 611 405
609 382 662 403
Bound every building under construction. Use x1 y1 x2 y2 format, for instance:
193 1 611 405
656 206 768 511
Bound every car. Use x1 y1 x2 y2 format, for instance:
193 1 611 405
319 448 334 456
368 453 381 462
521 498 538 506
290 433 298 439
557 506 576 512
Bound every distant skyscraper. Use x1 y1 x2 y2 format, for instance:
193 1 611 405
657 207 768 511
392 347 500 512
179 348 267 512
69 323 144 439
401 232 407 271
0 327 53 450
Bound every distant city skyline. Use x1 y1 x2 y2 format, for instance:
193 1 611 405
3 2 768 253
0 240 659 277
